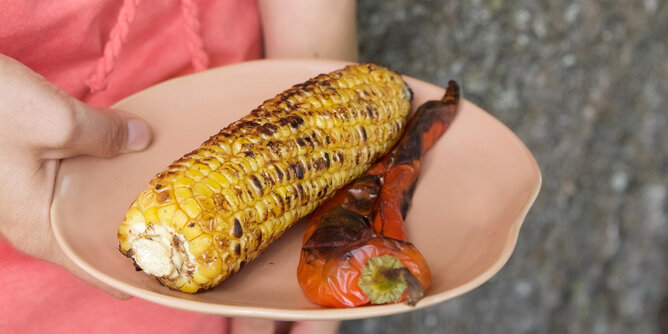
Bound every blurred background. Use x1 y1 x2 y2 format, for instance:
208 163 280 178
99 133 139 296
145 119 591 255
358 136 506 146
341 0 667 333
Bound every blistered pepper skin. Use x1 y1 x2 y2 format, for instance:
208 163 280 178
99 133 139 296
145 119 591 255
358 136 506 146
297 81 460 307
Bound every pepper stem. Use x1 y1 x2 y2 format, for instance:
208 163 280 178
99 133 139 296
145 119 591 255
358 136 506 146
358 255 424 306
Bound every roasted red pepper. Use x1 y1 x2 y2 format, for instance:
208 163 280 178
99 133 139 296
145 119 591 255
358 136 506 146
297 81 460 307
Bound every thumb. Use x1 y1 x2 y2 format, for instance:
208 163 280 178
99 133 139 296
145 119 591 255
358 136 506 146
51 101 152 159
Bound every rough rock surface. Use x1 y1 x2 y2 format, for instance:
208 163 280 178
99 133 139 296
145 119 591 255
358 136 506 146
341 1 667 333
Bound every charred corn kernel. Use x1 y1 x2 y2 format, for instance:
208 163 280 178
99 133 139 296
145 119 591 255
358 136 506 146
220 168 238 185
192 163 211 175
205 158 222 170
118 224 133 252
199 214 216 233
118 64 412 292
213 234 228 251
254 201 268 222
221 188 240 211
197 196 216 212
242 157 258 172
217 142 231 154
182 222 202 241
196 251 223 279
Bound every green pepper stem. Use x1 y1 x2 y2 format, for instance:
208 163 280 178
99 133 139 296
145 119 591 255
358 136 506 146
358 255 424 306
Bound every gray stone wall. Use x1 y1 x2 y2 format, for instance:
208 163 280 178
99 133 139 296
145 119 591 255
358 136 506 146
341 0 667 333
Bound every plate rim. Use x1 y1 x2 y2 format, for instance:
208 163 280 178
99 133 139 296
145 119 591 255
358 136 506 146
51 58 542 320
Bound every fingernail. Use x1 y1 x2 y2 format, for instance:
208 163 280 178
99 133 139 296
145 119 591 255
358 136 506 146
126 119 151 151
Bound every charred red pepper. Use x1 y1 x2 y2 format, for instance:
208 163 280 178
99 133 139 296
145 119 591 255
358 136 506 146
297 81 460 307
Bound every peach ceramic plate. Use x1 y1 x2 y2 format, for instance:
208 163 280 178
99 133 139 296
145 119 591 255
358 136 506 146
51 59 541 320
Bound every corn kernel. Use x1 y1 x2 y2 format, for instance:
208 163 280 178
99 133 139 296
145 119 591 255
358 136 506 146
192 182 213 197
220 168 238 184
217 142 231 154
197 196 215 212
175 276 188 288
181 198 201 218
135 189 156 210
182 221 202 241
174 187 193 202
283 210 294 225
180 281 199 293
204 177 222 192
232 139 246 155
118 223 131 237
221 188 239 211
242 157 258 172
213 234 229 251
198 214 216 232
171 209 189 230
193 163 211 175
174 175 194 188
192 271 210 285
185 168 204 180
119 240 132 252
209 172 229 188
142 207 159 225
206 158 221 170
189 234 213 256
266 195 282 217
124 207 144 225
196 251 223 279
158 204 178 226
254 201 268 221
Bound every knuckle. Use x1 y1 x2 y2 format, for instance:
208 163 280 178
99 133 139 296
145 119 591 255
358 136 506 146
47 99 79 148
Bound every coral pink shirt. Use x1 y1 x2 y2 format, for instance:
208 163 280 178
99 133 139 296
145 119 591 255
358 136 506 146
0 0 262 332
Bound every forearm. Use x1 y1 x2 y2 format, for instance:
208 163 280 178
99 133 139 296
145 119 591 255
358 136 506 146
258 0 358 61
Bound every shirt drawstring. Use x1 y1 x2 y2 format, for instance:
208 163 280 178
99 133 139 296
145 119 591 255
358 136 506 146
180 0 210 72
86 0 141 93
86 0 209 93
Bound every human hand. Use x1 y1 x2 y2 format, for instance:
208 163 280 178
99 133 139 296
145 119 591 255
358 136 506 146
0 54 152 298
229 318 340 334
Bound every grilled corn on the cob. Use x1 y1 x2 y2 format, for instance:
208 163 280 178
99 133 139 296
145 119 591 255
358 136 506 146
118 64 413 292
